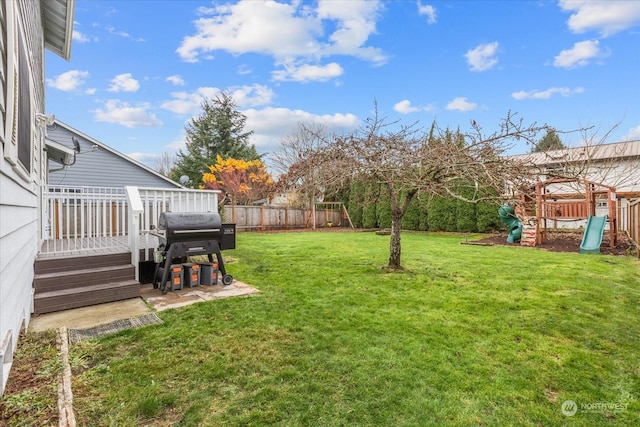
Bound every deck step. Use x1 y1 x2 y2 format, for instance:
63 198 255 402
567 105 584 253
34 265 135 292
35 252 132 275
33 251 140 314
33 280 140 314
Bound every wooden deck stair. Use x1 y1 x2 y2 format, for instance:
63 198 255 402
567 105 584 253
33 252 140 314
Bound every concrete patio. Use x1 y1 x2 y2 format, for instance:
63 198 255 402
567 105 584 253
29 280 259 333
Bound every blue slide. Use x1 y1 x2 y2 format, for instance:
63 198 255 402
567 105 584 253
580 215 607 254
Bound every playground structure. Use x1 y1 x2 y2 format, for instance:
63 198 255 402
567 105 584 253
306 202 355 229
502 178 617 252
498 205 522 243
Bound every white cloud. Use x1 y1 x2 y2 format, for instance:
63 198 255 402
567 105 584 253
446 97 478 112
176 0 387 73
162 103 359 158
229 85 275 108
161 87 220 115
237 64 252 75
553 40 606 68
161 84 275 115
394 100 421 114
559 0 640 37
126 152 162 166
464 42 499 72
621 125 640 141
46 70 90 91
417 3 437 24
272 62 344 82
72 30 90 43
315 0 386 63
511 86 585 100
93 100 163 128
177 1 320 62
166 133 188 151
108 73 140 92
244 107 359 153
104 25 146 42
105 25 131 39
166 75 185 86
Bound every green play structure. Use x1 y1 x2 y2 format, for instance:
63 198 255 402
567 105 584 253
498 205 522 243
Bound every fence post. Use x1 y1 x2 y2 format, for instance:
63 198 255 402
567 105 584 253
125 186 144 281
285 207 289 230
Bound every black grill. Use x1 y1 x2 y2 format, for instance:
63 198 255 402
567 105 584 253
153 212 235 293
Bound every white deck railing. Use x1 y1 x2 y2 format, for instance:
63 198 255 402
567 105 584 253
41 185 221 279
42 185 129 254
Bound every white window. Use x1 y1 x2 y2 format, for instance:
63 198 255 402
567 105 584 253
2 1 32 181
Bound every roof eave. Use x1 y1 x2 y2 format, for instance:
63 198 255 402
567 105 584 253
42 0 75 60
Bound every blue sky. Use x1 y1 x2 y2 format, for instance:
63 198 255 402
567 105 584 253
45 0 640 171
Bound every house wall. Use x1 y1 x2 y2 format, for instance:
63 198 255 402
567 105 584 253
539 157 640 196
0 1 47 393
47 122 181 189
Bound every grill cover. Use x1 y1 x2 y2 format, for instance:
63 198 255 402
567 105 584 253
158 212 222 245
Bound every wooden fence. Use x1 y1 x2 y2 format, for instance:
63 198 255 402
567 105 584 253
628 199 640 256
223 205 344 231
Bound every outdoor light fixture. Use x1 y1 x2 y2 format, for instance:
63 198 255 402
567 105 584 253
45 136 81 172
35 113 55 126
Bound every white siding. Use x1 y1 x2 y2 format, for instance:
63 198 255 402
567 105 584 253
0 170 39 395
0 1 48 395
47 123 181 189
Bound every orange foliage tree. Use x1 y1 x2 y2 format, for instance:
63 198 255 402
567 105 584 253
202 156 275 205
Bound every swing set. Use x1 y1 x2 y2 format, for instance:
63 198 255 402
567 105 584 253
516 178 617 248
305 201 355 229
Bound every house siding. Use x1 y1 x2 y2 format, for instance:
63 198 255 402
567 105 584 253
514 140 640 196
47 123 181 189
0 1 47 394
0 159 39 396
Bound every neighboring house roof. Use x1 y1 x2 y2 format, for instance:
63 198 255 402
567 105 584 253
511 140 640 166
41 0 75 60
47 119 182 189
510 140 640 197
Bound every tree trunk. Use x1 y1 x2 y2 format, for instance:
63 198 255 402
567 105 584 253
388 211 403 269
386 186 417 270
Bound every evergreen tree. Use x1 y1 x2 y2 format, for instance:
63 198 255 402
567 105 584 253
348 180 365 228
362 183 379 229
171 92 258 187
455 185 478 232
418 195 430 231
476 200 502 233
428 196 457 231
531 129 565 153
401 196 421 230
376 188 392 229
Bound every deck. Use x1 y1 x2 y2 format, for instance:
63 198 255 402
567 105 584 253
38 235 160 259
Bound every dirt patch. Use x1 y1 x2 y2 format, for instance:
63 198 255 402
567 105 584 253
0 331 59 426
475 232 636 256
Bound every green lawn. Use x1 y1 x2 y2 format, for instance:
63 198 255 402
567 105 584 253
15 232 640 425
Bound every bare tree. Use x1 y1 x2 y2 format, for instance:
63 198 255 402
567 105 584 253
518 122 640 195
155 152 177 178
271 123 335 225
271 123 330 177
277 107 551 269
